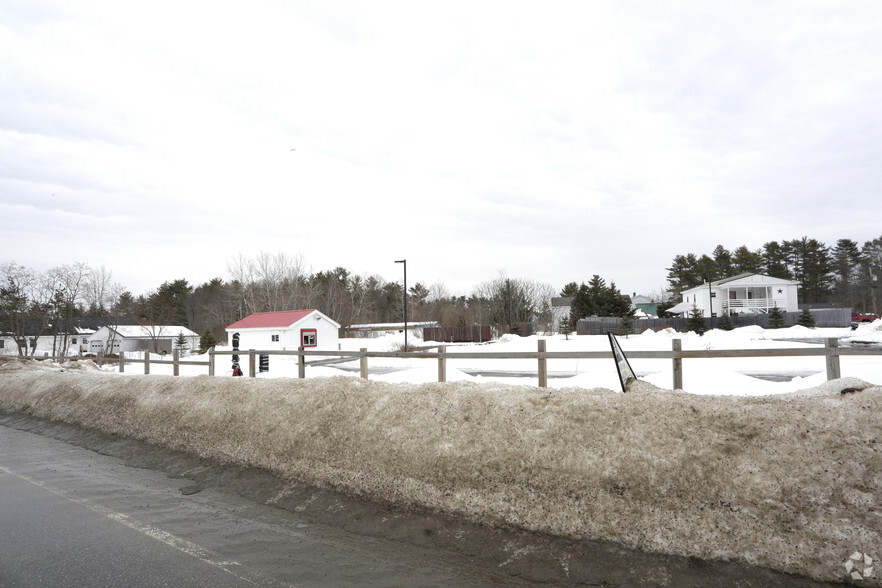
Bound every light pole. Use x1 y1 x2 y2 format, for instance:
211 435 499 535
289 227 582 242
395 259 407 352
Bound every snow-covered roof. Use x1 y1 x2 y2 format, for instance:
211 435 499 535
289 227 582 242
226 310 340 330
666 301 696 314
111 325 198 339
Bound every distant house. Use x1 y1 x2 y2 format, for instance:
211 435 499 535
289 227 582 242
673 273 800 317
226 310 340 351
630 294 658 318
1 325 95 358
89 325 200 355
551 297 574 329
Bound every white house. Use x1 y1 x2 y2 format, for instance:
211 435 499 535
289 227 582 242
551 296 574 329
225 309 340 351
1 327 95 358
673 273 800 316
89 325 200 355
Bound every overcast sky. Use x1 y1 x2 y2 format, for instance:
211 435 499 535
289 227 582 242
2 1 881 299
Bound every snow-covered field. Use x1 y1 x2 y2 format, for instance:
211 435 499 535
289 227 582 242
133 321 882 396
1 322 881 583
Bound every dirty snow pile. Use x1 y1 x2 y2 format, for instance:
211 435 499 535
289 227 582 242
0 357 880 584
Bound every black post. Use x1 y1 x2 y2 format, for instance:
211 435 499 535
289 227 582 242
395 259 407 352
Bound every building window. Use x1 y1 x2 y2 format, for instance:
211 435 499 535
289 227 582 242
301 328 317 348
0 340 4 349
72 337 78 344
271 334 279 342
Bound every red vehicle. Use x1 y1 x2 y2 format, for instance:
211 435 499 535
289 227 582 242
852 311 880 322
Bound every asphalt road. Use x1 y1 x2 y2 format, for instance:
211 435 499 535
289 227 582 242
0 417 838 587
0 424 530 587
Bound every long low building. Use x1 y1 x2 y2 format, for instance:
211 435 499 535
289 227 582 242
343 321 439 338
89 325 199 356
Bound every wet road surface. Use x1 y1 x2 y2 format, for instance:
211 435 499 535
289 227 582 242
0 424 530 587
0 416 836 587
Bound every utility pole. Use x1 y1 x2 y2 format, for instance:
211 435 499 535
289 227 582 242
395 259 407 352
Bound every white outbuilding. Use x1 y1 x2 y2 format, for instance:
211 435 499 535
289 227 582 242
89 325 200 355
225 309 340 351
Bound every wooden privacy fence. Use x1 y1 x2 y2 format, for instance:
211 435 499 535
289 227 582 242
55 339 881 391
578 309 853 335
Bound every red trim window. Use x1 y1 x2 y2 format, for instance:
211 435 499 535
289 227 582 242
301 328 317 348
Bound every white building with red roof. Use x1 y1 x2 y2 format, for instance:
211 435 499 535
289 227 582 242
225 309 340 351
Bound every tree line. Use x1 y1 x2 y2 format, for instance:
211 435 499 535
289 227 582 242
662 235 882 314
0 254 557 355
3 235 878 356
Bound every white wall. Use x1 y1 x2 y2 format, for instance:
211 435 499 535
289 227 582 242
228 314 339 351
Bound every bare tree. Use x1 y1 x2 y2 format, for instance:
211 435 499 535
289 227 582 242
48 263 90 357
227 251 309 314
84 265 121 315
473 271 554 334
0 262 37 356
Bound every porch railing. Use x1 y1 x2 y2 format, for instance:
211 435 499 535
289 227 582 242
723 297 773 310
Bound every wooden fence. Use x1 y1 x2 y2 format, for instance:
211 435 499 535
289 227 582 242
36 339 882 391
577 309 853 335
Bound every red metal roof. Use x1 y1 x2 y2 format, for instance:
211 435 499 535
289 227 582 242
226 310 317 330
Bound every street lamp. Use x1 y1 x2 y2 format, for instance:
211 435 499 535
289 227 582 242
395 259 407 352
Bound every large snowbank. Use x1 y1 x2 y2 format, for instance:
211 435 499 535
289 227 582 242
1 358 879 583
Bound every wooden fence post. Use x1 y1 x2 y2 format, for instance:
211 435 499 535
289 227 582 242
248 350 256 377
537 339 548 388
360 348 368 380
438 345 446 383
672 339 683 390
825 338 841 380
119 351 125 373
173 348 180 376
144 350 150 375
208 348 215 376
298 347 306 379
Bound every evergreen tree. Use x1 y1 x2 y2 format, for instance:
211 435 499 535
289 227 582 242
696 254 716 282
199 329 217 352
560 282 579 297
797 308 816 328
712 245 733 278
617 314 634 336
731 245 764 274
559 314 574 339
717 313 735 331
150 279 193 327
686 306 706 333
785 237 833 303
762 241 792 278
666 253 703 297
768 305 786 329
569 275 635 323
832 238 862 308
174 331 189 353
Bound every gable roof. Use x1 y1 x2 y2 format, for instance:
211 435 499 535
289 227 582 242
110 325 199 338
714 273 800 286
682 273 801 294
226 310 319 330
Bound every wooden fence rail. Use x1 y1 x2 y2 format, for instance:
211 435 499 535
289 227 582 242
35 338 882 391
